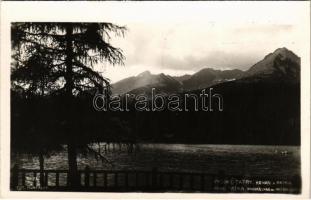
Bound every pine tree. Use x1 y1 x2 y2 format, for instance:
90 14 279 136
11 22 126 187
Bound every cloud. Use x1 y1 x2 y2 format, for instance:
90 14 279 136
104 20 302 82
233 24 294 35
155 51 260 71
117 23 298 72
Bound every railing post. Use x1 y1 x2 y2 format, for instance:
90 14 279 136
216 170 225 192
135 172 139 188
55 172 59 187
93 172 97 187
84 165 90 187
169 174 173 189
115 172 118 187
200 174 205 191
179 174 183 190
22 171 26 186
159 173 163 189
11 164 19 190
33 172 37 187
292 175 301 193
44 172 48 187
125 172 129 189
103 172 107 188
39 153 45 187
151 167 158 189
190 174 194 190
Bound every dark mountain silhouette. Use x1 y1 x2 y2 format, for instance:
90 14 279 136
181 47 300 144
114 47 300 145
111 70 182 95
182 68 244 91
242 47 300 82
172 74 192 83
112 68 244 95
113 47 299 96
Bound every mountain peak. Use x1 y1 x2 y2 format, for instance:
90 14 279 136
244 47 300 80
112 70 182 95
137 70 151 77
182 67 244 91
272 47 298 58
274 47 289 53
197 67 217 72
264 47 298 59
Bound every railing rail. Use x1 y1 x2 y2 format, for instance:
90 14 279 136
10 165 301 193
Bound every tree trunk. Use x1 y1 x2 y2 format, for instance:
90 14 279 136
67 142 80 188
39 152 45 187
64 23 80 188
65 23 74 96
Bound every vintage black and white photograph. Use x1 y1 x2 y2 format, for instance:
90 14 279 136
1 1 310 197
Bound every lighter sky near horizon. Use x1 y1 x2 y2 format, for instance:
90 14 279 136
90 2 308 83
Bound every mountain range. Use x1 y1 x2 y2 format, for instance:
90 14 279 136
11 47 301 148
108 47 300 145
111 47 300 95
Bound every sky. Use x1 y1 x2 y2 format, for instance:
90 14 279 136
86 2 308 83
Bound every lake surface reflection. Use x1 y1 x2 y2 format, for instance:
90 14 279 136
12 144 300 176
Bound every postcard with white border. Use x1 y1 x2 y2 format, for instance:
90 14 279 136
0 1 310 199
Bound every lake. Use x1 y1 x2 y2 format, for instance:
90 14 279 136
12 144 300 176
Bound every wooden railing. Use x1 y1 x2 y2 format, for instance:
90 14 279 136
10 165 301 193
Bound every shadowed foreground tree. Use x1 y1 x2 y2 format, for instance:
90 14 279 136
11 52 60 186
12 22 126 188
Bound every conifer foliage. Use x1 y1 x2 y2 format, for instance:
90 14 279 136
11 22 127 187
